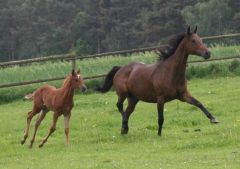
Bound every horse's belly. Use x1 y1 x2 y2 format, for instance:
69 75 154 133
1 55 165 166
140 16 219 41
130 89 157 103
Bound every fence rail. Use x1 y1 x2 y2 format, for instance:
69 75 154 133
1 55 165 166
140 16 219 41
0 56 239 89
1 33 240 67
0 74 106 89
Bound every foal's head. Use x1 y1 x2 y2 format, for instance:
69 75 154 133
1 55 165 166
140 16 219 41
70 69 87 92
184 26 211 59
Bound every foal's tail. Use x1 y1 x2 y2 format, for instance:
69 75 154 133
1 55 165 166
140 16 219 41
95 66 121 93
24 92 35 100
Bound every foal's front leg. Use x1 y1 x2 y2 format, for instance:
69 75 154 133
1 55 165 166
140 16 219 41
180 92 219 123
64 113 71 146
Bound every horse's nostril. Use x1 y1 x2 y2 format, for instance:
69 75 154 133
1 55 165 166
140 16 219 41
204 51 211 59
207 51 211 57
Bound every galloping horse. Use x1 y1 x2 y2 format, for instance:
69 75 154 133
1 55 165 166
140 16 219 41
96 26 219 136
21 69 87 148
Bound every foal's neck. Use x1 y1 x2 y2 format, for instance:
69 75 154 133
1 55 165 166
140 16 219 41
61 76 75 102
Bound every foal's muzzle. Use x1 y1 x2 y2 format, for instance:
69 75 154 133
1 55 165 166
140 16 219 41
81 86 87 92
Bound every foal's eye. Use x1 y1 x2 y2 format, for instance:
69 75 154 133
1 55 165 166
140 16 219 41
191 39 196 44
75 79 78 82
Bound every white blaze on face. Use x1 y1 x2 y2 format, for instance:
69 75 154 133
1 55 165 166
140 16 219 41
77 75 80 79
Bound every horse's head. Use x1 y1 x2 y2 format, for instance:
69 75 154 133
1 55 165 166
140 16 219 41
71 69 87 92
184 26 211 59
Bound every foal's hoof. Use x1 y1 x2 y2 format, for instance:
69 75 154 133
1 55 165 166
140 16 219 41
28 145 33 149
210 118 220 124
38 144 44 148
121 128 128 135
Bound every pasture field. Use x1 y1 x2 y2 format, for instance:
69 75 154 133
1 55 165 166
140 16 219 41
0 76 239 169
0 44 240 103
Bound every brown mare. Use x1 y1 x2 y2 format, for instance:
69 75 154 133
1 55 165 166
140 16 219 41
21 69 87 148
96 26 219 136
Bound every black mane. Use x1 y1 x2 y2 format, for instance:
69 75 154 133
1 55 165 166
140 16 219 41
157 32 187 60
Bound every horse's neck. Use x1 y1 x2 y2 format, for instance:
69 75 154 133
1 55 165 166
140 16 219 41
162 42 188 83
172 44 188 77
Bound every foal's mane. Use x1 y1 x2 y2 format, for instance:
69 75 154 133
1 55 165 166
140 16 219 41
62 75 72 88
157 32 187 60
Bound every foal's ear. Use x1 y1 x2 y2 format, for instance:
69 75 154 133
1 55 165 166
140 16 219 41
187 26 191 35
71 69 75 76
193 26 197 33
77 68 81 74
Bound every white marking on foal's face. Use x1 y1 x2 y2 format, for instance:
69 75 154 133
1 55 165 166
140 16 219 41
77 75 80 79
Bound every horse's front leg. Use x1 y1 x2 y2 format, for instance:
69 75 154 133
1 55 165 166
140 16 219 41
157 96 165 136
180 92 219 123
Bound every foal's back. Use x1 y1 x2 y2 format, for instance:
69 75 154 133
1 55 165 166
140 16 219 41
32 84 63 110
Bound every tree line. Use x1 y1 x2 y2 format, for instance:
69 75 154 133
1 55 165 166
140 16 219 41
0 0 239 61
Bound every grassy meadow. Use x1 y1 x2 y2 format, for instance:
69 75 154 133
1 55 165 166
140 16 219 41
0 76 240 169
0 44 240 169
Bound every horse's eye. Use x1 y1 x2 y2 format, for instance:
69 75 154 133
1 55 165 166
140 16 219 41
191 39 196 44
75 79 78 82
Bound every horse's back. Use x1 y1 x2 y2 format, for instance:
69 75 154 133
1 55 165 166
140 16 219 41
113 62 157 102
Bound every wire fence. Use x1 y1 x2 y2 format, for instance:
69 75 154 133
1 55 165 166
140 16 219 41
0 33 240 89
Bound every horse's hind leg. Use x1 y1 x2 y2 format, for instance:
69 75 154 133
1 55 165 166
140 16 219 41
121 96 138 134
116 94 126 115
29 107 48 148
21 107 41 145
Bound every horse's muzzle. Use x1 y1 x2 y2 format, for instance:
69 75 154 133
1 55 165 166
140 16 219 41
202 51 211 59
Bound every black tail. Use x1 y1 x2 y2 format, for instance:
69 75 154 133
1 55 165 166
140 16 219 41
95 66 121 93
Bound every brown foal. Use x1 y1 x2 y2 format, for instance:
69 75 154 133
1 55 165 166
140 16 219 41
96 26 219 136
21 69 87 148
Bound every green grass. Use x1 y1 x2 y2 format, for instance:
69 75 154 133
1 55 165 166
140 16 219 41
0 76 239 169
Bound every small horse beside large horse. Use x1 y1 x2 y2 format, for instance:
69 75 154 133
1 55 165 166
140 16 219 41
96 26 219 136
21 69 87 148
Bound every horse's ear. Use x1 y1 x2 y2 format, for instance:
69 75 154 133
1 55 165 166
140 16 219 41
187 26 191 35
71 69 75 76
193 26 197 33
77 68 80 74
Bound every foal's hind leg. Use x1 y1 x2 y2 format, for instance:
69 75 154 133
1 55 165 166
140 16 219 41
39 112 60 148
21 107 41 145
121 97 138 134
29 107 48 148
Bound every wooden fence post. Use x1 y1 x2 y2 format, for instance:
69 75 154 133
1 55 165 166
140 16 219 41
70 53 76 70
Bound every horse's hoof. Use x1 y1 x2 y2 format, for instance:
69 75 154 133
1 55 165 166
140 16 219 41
28 145 33 149
121 128 128 135
20 140 25 145
39 144 44 148
210 118 220 124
